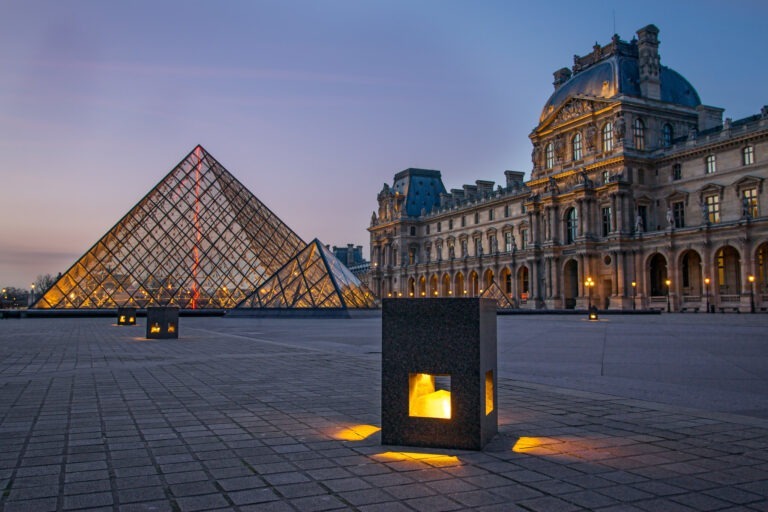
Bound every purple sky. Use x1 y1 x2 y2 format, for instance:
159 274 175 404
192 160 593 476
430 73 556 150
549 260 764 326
1 0 766 289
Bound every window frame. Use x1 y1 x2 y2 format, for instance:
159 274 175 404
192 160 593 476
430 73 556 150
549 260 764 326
743 146 755 166
662 123 673 147
705 154 717 174
632 118 645 150
572 132 582 161
602 122 613 152
545 143 555 169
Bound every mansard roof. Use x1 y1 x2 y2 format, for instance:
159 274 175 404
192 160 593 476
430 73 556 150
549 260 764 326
539 32 700 125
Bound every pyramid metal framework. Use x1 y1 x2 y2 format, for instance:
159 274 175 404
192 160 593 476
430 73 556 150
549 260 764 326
479 281 516 310
33 146 306 309
236 239 377 309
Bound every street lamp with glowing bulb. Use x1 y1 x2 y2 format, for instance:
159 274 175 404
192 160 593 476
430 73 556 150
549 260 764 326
704 277 711 313
585 277 595 310
748 274 755 313
665 279 671 312
631 281 637 310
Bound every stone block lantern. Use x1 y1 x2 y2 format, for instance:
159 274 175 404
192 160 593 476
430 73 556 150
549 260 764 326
381 298 498 450
146 306 179 339
117 307 137 326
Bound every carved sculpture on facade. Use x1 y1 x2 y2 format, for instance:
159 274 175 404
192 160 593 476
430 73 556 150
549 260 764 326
554 134 565 161
614 113 626 144
585 123 597 152
635 212 644 233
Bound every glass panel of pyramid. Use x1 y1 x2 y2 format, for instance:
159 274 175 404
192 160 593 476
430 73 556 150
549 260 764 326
237 239 377 309
32 145 305 309
479 281 515 310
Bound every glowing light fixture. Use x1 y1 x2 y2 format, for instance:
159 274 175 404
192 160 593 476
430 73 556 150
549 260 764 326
382 298 498 450
117 306 137 326
146 306 179 339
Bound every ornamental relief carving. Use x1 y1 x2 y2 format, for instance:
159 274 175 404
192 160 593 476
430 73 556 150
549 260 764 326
551 99 593 127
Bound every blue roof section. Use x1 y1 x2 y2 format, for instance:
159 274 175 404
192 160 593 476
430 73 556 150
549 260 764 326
540 55 701 123
392 168 446 217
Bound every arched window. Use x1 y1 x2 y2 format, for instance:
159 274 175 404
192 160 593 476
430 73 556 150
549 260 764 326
633 118 645 150
565 207 578 244
545 143 555 169
662 123 673 147
602 122 613 152
572 132 582 161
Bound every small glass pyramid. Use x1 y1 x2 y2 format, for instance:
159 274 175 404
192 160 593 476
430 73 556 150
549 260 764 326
479 281 515 310
32 146 305 309
237 239 377 309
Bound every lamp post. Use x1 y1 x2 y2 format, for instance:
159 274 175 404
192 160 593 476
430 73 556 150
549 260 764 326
1 288 5 309
30 283 36 307
748 275 755 313
704 277 711 313
585 277 595 310
631 281 637 311
665 279 671 313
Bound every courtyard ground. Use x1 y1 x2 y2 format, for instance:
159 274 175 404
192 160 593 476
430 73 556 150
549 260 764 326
0 314 766 511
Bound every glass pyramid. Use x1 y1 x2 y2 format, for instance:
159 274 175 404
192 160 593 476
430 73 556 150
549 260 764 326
479 281 515 310
32 145 305 309
237 239 377 309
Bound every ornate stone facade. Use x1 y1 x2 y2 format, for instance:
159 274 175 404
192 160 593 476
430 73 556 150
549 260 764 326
368 25 768 312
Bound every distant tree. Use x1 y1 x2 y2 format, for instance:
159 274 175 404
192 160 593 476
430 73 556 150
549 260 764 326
34 273 58 293
1 287 29 308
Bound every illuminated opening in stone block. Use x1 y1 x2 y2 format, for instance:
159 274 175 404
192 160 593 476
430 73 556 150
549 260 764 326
485 370 494 415
150 323 161 334
409 373 451 419
167 324 175 334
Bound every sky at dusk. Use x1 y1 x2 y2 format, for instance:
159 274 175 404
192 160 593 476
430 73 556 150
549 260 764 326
1 0 767 289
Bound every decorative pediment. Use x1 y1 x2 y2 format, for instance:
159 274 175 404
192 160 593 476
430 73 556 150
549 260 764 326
665 189 689 206
732 175 764 196
698 183 724 201
540 96 613 131
485 227 498 236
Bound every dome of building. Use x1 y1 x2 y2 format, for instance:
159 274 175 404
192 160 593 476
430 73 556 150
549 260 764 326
539 38 701 124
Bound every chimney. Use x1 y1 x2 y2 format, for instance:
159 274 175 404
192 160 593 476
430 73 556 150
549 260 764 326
505 171 525 188
552 67 572 90
636 24 661 100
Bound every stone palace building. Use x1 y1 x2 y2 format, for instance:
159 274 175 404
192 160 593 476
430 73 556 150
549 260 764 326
368 24 768 312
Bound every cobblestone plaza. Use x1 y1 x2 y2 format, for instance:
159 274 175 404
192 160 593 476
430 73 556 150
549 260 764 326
1 314 767 511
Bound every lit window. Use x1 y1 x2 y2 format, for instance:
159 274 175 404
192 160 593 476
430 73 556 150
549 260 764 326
743 146 755 166
602 122 613 152
633 118 645 150
672 163 682 181
705 195 720 224
572 132 582 161
662 123 673 147
743 188 759 218
545 143 555 169
672 201 685 228
705 155 716 174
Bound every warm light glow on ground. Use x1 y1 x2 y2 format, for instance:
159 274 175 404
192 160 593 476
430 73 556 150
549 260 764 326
374 451 460 465
332 424 381 441
512 436 627 461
